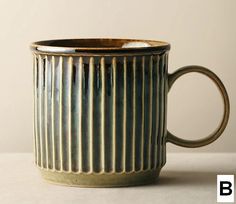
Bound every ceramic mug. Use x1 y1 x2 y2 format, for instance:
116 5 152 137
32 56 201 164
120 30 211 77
30 38 230 187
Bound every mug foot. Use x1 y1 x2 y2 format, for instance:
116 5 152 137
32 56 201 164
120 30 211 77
40 168 161 187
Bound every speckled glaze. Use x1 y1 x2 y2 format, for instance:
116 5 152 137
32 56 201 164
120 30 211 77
31 39 230 187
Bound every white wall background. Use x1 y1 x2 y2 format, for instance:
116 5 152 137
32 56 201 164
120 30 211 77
0 0 235 152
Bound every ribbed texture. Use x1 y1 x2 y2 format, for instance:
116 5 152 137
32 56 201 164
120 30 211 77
33 54 168 173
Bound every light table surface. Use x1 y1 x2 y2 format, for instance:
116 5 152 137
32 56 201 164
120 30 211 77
0 153 235 204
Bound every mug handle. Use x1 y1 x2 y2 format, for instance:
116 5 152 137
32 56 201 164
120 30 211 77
167 65 230 148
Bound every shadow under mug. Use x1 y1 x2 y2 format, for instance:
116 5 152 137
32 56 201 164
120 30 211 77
30 38 230 187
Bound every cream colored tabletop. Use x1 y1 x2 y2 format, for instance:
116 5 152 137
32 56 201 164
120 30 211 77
0 153 235 204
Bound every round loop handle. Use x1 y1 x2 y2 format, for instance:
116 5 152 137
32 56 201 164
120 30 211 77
167 65 230 148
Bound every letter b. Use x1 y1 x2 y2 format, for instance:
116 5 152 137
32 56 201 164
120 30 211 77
220 181 232 196
217 175 234 202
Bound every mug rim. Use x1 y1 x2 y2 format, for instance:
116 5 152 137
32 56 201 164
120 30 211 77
30 38 170 55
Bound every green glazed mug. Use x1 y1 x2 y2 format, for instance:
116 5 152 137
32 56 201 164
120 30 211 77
30 38 230 187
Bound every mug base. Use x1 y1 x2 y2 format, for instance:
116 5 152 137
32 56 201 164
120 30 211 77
40 168 161 187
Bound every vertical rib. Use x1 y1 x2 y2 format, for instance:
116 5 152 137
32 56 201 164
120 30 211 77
100 57 106 172
140 56 145 170
38 55 43 168
148 56 153 169
59 56 63 171
154 56 160 169
112 57 117 172
33 54 38 165
51 56 56 170
122 57 127 172
68 57 73 172
162 54 168 166
88 57 94 173
78 57 83 172
132 57 136 171
158 54 164 167
44 56 49 169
